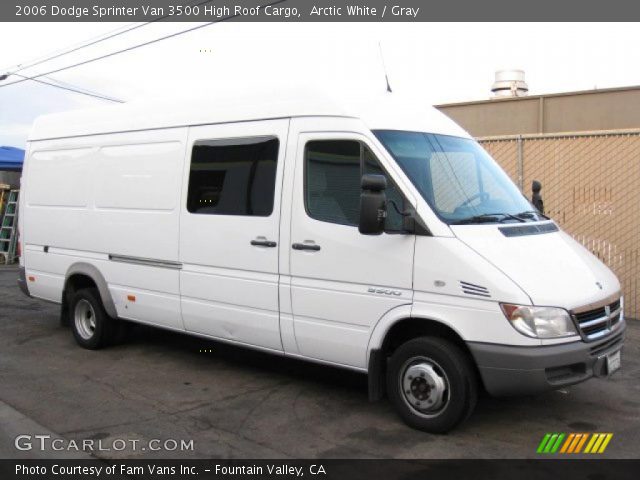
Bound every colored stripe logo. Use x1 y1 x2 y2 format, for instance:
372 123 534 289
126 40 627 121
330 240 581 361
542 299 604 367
537 433 613 454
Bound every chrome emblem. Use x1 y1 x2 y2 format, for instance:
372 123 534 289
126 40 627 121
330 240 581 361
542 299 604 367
367 287 402 296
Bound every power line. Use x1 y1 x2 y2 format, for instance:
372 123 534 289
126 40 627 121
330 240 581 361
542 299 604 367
0 23 139 74
0 0 287 90
3 0 212 76
11 73 125 103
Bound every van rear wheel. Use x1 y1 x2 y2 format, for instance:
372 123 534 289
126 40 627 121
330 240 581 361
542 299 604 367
387 336 477 433
69 288 116 349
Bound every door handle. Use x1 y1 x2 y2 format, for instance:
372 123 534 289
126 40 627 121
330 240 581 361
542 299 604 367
292 243 321 251
251 239 277 248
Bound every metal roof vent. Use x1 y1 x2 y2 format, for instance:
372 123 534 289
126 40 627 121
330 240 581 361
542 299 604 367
491 69 529 98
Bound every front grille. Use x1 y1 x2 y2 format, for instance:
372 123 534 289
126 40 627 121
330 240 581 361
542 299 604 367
573 298 623 341
589 331 624 357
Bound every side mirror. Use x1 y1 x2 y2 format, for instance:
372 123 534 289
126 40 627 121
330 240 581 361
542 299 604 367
359 174 387 235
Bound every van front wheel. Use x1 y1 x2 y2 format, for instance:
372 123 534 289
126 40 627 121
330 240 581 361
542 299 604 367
70 288 115 350
387 337 477 433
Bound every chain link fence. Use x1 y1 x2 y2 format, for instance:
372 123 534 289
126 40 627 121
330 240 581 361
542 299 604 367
480 130 640 320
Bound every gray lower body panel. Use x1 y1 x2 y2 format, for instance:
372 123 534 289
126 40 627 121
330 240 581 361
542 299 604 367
468 324 626 396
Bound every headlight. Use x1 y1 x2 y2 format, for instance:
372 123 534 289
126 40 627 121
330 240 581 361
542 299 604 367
501 304 578 339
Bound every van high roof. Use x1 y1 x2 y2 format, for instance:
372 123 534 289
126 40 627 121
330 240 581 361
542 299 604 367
29 89 470 141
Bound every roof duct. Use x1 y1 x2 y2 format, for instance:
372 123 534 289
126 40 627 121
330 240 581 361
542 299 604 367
491 70 529 98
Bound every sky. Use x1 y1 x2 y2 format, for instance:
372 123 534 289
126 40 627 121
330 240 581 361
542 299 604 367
1 22 640 147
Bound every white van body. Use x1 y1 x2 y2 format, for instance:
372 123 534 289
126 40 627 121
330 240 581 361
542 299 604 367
18 91 625 432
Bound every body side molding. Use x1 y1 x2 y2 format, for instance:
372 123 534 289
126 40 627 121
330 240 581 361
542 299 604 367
108 253 182 270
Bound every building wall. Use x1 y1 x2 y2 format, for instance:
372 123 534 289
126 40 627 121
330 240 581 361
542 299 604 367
437 86 640 137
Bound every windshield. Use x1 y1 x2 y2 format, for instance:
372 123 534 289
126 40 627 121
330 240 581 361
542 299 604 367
374 130 540 224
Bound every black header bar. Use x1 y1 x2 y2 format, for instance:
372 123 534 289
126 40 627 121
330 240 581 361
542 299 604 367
4 0 640 22
1 459 639 480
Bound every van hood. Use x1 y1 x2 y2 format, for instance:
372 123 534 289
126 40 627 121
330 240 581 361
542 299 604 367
451 222 621 310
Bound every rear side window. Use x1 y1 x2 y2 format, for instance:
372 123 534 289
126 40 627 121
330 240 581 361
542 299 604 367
305 140 406 230
187 137 278 216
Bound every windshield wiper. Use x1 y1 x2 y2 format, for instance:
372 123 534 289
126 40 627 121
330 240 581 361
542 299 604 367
451 213 526 225
513 210 549 221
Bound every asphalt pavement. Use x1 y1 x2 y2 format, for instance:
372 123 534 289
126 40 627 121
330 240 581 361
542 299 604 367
1 265 638 459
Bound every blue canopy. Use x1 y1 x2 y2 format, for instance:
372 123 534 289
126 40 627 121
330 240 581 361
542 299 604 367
0 146 24 171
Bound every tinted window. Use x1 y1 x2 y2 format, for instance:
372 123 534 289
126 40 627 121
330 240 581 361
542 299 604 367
187 137 278 216
305 140 360 226
305 140 405 230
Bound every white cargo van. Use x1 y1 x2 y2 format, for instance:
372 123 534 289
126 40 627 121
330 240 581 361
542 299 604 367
17 91 625 432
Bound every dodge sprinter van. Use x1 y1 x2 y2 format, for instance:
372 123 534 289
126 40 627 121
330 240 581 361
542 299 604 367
17 91 625 432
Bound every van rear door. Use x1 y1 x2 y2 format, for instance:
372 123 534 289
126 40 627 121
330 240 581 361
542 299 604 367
179 120 289 351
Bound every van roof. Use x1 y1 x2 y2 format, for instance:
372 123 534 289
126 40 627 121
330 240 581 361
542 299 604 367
28 88 470 141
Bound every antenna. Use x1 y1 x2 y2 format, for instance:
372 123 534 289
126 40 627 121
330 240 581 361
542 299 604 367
378 41 392 93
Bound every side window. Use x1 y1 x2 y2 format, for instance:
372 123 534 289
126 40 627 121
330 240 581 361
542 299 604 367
305 140 406 231
187 137 279 216
305 140 361 226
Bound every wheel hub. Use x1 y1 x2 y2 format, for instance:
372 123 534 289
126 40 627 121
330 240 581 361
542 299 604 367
402 361 447 413
74 299 96 340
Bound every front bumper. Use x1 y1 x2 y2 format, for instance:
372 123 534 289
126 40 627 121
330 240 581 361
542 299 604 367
468 323 626 396
17 266 30 298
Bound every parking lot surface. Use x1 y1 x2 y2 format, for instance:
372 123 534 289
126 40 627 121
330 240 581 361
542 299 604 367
1 266 638 459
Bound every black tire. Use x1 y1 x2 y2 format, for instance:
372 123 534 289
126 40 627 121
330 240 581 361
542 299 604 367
69 287 117 350
386 336 478 433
